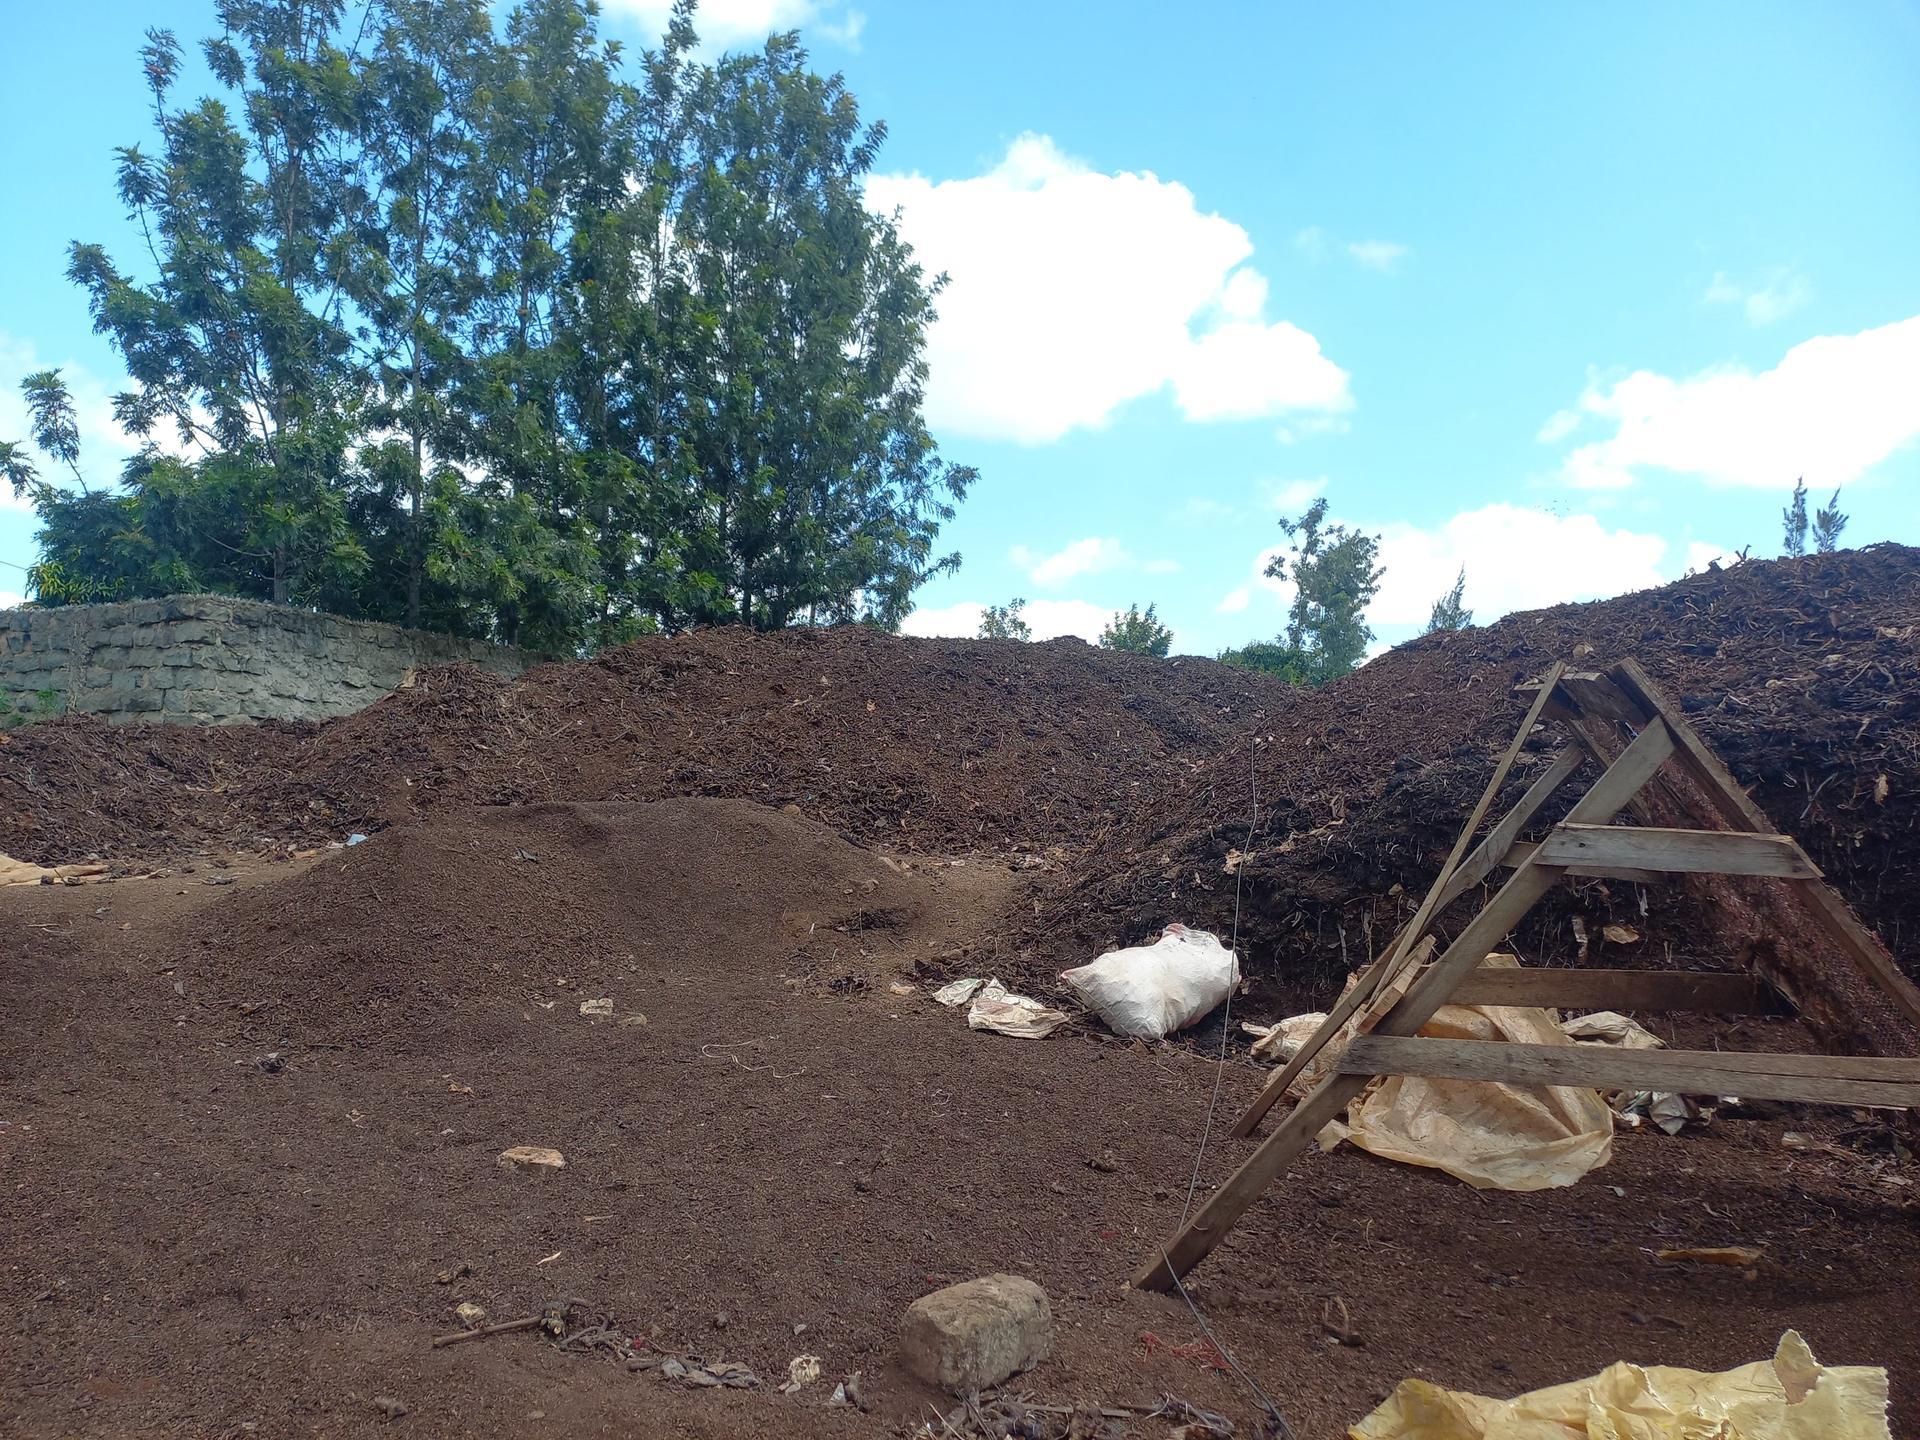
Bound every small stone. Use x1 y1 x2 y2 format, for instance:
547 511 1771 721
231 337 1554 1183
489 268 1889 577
853 1176 872 1194
455 1302 486 1328
617 1014 649 1029
371 1396 407 1421
578 998 614 1019
496 1145 566 1174
1087 1151 1118 1173
899 1274 1052 1394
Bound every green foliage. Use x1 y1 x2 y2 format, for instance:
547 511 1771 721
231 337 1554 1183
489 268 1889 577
1099 601 1173 656
1812 487 1848 553
1261 495 1383 683
979 598 1031 641
7 0 972 654
1782 479 1809 556
1215 640 1311 682
1424 566 1471 633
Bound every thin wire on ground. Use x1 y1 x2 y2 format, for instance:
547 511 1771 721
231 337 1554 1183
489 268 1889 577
1162 734 1295 1440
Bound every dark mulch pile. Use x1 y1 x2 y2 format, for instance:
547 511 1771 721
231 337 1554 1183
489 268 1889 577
0 628 1295 864
1016 545 1920 1010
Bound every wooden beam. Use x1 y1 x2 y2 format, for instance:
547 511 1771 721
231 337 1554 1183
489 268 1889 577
1433 746 1587 909
1534 823 1820 879
1499 839 1663 885
1226 665 1570 1140
1338 1035 1920 1109
1607 659 1920 1036
1445 966 1787 1014
1132 717 1680 1292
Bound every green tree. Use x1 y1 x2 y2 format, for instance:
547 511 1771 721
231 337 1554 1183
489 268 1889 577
1812 488 1848 553
1424 566 1471 632
1782 478 1809 556
1216 641 1310 681
979 598 1031 641
1263 496 1383 683
1099 601 1173 656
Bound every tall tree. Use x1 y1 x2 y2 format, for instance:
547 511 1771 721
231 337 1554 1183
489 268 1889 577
979 598 1031 641
348 0 494 629
1099 602 1173 656
68 7 369 604
1265 496 1383 683
1781 478 1809 557
1812 488 1849 553
1424 566 1471 632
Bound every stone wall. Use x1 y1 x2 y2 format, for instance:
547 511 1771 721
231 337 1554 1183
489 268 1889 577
0 595 537 725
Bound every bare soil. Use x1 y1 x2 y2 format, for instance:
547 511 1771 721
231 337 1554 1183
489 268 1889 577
4 799 1916 1438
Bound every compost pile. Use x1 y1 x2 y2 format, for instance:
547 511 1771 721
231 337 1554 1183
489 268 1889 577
1022 545 1920 1009
0 627 1295 864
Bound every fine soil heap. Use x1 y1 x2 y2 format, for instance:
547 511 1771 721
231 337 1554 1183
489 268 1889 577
3 546 1916 1438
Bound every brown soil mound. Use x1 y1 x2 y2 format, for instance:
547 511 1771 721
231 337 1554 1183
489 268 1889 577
6 799 1915 1437
1019 545 1920 1012
0 628 1294 865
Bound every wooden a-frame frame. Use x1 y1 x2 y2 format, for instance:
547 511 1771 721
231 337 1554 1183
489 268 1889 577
1133 658 1920 1293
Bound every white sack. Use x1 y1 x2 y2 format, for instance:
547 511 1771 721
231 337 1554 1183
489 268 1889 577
1060 924 1240 1039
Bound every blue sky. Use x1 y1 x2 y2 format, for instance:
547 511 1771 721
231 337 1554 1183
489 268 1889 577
4 1 1918 652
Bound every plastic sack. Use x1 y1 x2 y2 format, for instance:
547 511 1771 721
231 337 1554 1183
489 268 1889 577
1350 1329 1890 1439
1060 924 1240 1039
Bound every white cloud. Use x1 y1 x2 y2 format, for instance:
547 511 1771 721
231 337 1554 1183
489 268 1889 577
600 0 863 48
1549 316 1920 492
1143 557 1181 575
1346 240 1409 273
866 135 1352 443
1536 408 1581 444
1705 266 1811 326
1216 585 1251 614
0 590 23 610
1011 536 1133 587
1369 504 1711 627
901 597 1112 643
1260 477 1326 512
1294 226 1328 262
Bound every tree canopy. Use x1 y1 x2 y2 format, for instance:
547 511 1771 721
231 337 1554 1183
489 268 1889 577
4 0 974 654
1099 601 1172 656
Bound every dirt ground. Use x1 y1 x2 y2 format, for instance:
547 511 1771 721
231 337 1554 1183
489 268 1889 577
5 798 1916 1438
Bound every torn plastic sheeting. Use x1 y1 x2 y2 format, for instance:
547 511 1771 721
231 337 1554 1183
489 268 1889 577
1349 1328 1889 1439
1059 924 1240 1039
1 852 108 886
1320 956 1614 1192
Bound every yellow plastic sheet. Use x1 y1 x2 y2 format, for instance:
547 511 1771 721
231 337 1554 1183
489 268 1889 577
1320 956 1614 1191
1350 1329 1891 1439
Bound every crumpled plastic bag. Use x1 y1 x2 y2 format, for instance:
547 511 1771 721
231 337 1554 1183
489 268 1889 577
1242 1012 1329 1063
1060 924 1240 1039
931 977 1068 1038
1349 1328 1890 1439
1560 1010 1664 1049
1321 956 1614 1192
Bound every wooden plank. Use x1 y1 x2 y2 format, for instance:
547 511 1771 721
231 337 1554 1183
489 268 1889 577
1433 746 1587 909
1535 824 1820 879
1499 839 1663 885
1339 1035 1920 1108
1608 659 1920 1036
1445 967 1786 1014
1225 665 1570 1140
1135 718 1680 1291
1560 673 1652 727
